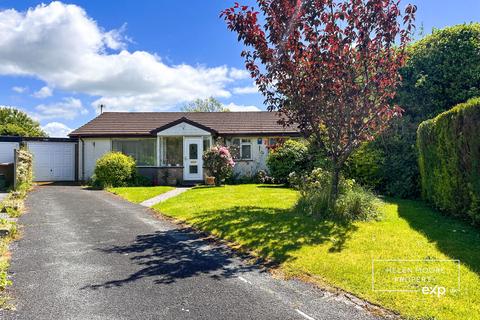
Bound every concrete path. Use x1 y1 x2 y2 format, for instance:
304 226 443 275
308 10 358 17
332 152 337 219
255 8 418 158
0 185 381 320
139 187 191 207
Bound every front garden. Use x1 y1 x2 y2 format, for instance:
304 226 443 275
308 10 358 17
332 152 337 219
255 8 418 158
108 186 174 204
95 15 480 320
152 184 480 320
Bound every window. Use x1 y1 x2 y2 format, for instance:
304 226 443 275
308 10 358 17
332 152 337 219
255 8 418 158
203 136 211 151
241 142 252 159
189 143 198 159
189 165 198 174
269 138 278 146
162 137 183 166
230 139 240 159
230 138 252 160
112 139 157 166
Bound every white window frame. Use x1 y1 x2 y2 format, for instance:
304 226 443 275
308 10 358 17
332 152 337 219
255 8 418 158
231 138 253 161
111 138 158 167
160 136 184 167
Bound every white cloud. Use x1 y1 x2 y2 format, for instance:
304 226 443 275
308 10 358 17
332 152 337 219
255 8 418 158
229 68 250 80
33 86 53 98
0 2 242 112
33 97 88 120
42 121 72 137
224 102 261 112
232 84 258 95
12 86 27 93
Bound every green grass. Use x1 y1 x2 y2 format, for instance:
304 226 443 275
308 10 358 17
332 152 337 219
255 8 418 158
107 186 175 204
154 184 480 320
0 195 21 309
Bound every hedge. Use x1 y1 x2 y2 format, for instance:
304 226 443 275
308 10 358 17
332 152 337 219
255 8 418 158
417 97 480 224
348 24 480 198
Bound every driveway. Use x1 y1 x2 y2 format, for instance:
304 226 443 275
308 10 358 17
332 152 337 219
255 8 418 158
1 185 380 320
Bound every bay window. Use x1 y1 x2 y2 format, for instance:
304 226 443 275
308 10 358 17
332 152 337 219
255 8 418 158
112 139 157 166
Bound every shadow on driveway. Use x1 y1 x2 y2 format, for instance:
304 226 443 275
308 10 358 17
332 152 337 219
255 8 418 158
83 227 258 289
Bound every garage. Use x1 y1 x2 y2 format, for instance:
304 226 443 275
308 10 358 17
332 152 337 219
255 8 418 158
0 141 19 163
26 141 77 182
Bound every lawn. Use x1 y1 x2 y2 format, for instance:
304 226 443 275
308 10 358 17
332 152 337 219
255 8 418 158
107 186 174 204
154 184 480 320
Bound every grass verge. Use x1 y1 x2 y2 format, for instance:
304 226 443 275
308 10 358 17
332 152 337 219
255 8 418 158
153 184 480 320
107 186 175 204
0 191 26 309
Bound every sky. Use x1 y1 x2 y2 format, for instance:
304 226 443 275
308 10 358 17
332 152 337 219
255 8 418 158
0 0 479 137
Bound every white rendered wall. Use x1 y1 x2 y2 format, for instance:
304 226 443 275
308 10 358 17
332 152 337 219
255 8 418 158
231 137 270 178
82 138 111 179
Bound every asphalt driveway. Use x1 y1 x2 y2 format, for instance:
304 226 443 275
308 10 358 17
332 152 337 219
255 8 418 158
1 185 380 320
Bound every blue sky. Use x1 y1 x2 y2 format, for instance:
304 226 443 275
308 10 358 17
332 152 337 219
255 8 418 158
0 0 479 137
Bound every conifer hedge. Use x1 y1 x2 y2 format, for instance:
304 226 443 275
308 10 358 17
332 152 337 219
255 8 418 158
417 98 480 224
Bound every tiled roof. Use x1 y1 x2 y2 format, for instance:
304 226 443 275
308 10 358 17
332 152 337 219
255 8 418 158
69 112 299 137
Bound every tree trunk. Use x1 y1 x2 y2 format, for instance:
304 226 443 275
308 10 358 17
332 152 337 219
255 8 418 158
329 163 340 209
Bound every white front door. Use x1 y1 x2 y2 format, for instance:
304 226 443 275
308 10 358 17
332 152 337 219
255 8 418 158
183 137 203 181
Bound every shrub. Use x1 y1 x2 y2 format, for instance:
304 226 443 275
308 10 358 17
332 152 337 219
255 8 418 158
15 148 33 195
334 184 380 221
344 143 385 189
0 195 23 218
203 146 235 186
254 170 275 184
348 24 480 198
417 97 480 225
93 152 136 188
266 140 308 183
290 168 380 221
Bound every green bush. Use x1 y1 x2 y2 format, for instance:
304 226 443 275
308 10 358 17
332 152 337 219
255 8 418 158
266 140 309 183
344 143 385 189
290 168 380 221
417 97 480 224
350 24 480 198
399 24 480 122
254 170 275 184
93 152 136 188
203 145 235 186
0 194 23 218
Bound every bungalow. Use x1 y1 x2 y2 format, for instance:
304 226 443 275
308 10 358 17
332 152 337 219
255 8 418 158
69 112 300 185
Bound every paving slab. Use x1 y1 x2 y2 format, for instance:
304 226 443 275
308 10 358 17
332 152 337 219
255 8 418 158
139 187 191 207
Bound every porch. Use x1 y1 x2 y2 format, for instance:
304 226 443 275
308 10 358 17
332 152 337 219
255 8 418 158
109 119 214 185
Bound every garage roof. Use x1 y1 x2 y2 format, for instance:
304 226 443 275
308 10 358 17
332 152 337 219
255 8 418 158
69 112 300 137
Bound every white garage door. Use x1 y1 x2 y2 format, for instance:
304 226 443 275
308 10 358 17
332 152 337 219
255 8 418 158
27 142 75 181
0 142 19 163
